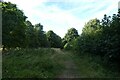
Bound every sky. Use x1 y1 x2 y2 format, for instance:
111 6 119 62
4 0 120 38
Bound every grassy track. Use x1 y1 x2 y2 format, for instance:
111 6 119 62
53 49 120 78
2 48 63 78
70 53 120 78
52 48 81 78
2 48 120 78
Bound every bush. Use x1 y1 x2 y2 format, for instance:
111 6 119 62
64 43 71 50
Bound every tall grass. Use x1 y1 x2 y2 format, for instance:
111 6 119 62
71 52 120 78
2 48 63 78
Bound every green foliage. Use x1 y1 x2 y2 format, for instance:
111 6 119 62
64 28 79 42
2 2 50 49
63 28 79 50
1 1 120 75
2 2 27 48
101 13 120 64
72 10 120 70
46 30 62 48
72 53 120 77
33 23 49 48
64 43 71 50
25 20 35 47
80 18 102 54
2 48 63 78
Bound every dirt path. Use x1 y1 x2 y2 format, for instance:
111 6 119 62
52 48 81 78
58 57 81 78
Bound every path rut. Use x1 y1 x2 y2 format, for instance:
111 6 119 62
52 48 81 78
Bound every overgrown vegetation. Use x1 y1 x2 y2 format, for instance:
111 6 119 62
2 48 63 78
1 1 120 78
46 30 62 48
64 11 120 72
72 53 120 78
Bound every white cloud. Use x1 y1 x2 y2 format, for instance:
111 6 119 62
93 2 118 19
13 1 85 37
46 0 96 3
4 0 119 38
34 6 85 37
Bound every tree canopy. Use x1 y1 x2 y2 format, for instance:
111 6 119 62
71 10 120 68
2 2 49 48
46 30 62 48
63 28 79 50
64 28 79 42
2 2 27 48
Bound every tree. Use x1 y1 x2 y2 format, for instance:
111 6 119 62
2 2 50 49
2 2 27 49
71 10 120 69
64 28 79 42
78 18 102 54
101 11 120 64
25 20 34 47
46 30 62 48
33 23 49 48
63 28 79 50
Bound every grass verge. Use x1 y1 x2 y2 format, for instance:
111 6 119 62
2 48 63 78
71 52 120 78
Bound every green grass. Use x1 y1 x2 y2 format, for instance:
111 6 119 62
70 52 120 78
2 48 64 78
2 48 120 78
